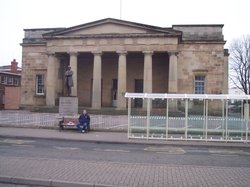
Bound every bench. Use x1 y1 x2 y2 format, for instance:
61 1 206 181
59 116 78 131
58 116 91 132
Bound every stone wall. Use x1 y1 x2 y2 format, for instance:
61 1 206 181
20 45 48 106
23 28 64 44
177 43 228 94
46 37 179 53
173 25 224 41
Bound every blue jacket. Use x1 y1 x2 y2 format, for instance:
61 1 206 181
78 114 90 124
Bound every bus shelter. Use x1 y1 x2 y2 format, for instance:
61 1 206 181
125 93 250 143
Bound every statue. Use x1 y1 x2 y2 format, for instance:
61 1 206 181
65 66 73 96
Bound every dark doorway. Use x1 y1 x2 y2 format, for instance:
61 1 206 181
0 92 4 109
112 79 117 107
134 79 143 107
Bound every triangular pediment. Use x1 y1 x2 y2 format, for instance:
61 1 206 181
43 18 180 37
63 22 153 35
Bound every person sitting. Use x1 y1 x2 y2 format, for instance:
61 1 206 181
76 110 90 133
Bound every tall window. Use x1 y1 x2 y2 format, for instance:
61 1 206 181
36 74 44 95
194 75 205 94
7 77 13 85
1 76 7 84
13 78 19 86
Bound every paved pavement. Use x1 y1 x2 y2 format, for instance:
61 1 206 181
0 127 249 148
1 155 250 187
0 127 250 187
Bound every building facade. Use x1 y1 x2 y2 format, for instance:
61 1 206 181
20 18 228 109
0 59 21 109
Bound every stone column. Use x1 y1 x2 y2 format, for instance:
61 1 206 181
168 52 178 93
46 53 56 106
69 52 78 96
55 56 63 96
92 51 102 109
143 51 153 108
55 56 62 97
168 52 178 111
117 51 127 109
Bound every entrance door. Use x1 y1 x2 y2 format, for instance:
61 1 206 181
0 92 3 109
112 79 117 107
134 79 143 108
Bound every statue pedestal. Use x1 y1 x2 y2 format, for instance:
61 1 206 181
59 97 78 116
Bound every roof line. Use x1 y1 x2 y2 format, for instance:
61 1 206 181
43 18 181 36
0 71 21 76
173 24 224 27
24 28 65 31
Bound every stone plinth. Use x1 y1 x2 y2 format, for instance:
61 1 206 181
59 97 78 116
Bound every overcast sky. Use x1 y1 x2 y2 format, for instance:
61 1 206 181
0 0 249 67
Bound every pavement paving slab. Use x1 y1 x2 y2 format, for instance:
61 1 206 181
0 127 249 148
0 127 250 187
0 156 250 187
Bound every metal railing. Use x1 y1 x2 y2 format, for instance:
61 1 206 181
0 111 127 131
125 93 250 143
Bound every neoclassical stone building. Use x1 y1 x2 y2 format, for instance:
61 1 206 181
20 18 228 109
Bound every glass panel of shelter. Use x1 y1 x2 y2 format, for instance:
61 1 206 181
129 98 147 138
127 93 249 142
226 100 245 141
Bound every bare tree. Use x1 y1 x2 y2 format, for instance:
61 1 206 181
229 35 250 95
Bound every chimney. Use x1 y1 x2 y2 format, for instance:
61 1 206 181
11 59 18 73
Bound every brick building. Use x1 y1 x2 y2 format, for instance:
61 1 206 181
20 18 229 109
0 59 21 109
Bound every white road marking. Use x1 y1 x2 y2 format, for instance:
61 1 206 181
94 148 130 153
102 149 130 153
0 139 36 145
12 144 34 148
54 146 80 150
188 149 208 153
209 149 250 155
144 146 186 154
211 154 238 157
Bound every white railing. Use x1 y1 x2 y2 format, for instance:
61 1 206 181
0 111 127 131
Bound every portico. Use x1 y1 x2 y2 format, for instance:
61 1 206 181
20 18 228 110
45 50 177 109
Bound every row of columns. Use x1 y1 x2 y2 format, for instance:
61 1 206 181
46 51 178 109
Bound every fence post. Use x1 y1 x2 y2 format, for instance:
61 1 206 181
225 100 228 142
244 103 249 142
241 100 244 139
185 99 188 140
146 98 151 139
205 100 208 141
127 98 131 138
222 100 225 139
203 99 206 138
166 99 169 140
